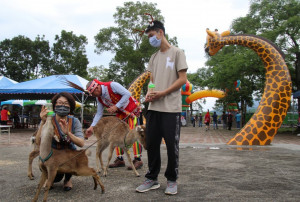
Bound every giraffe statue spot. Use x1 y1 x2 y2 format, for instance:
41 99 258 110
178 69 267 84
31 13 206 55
242 140 250 145
252 139 260 145
267 129 276 137
258 131 267 141
246 134 253 141
262 106 272 115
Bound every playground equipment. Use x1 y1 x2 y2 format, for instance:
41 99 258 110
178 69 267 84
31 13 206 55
185 89 225 104
234 80 241 91
206 29 292 145
181 80 194 110
227 103 238 112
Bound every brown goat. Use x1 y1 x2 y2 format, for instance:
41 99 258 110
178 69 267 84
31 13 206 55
33 115 105 202
92 116 146 177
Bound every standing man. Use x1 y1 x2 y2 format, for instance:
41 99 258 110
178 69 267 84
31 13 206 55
85 79 144 170
221 111 227 129
136 20 188 195
199 113 203 127
212 112 218 129
191 115 195 127
204 110 211 131
227 112 233 130
235 111 241 129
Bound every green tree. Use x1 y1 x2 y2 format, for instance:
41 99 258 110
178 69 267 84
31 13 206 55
205 45 263 122
94 1 178 87
52 30 89 78
0 36 36 81
32 35 52 78
87 65 110 81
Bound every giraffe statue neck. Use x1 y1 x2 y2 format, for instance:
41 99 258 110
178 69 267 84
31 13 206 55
128 71 151 100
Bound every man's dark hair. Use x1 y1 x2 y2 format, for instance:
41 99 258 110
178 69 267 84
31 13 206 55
145 20 165 35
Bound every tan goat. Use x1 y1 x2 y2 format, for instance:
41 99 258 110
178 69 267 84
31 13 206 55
92 116 146 177
33 115 105 202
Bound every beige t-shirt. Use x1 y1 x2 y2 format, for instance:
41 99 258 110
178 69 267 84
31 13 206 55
147 46 188 112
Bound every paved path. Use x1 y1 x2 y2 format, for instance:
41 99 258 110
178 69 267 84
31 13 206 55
1 125 299 147
0 126 300 201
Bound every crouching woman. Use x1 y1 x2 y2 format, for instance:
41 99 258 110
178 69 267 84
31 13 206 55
39 92 84 191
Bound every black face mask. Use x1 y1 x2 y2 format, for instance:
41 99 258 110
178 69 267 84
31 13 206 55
55 105 70 117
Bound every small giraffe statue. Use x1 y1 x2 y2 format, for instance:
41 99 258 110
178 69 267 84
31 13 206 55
206 29 292 145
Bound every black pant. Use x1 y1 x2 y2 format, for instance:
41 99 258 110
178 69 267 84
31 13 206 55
1 120 7 125
53 173 72 183
145 111 180 182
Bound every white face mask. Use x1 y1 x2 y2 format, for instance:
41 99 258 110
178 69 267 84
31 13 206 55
149 35 161 47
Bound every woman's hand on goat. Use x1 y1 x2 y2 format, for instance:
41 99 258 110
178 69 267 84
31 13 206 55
58 119 69 135
40 106 48 123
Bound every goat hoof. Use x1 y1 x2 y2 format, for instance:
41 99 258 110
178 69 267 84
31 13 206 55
28 174 34 180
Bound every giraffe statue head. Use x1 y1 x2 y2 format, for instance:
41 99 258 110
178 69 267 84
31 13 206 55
205 28 230 56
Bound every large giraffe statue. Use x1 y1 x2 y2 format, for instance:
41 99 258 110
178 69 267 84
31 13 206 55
206 29 292 145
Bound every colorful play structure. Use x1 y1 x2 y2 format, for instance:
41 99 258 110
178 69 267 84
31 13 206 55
127 28 292 146
181 80 194 110
185 89 225 104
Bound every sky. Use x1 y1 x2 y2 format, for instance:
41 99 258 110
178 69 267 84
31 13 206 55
0 0 250 111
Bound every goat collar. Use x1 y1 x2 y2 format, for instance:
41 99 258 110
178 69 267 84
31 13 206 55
39 149 53 163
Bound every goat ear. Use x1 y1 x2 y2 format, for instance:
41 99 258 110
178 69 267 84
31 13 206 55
136 126 144 132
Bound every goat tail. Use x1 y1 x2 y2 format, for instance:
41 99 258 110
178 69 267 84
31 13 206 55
85 149 92 156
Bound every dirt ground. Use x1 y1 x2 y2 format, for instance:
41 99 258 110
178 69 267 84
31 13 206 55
0 126 300 201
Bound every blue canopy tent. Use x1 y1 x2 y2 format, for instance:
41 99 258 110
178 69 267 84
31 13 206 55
0 75 89 124
0 76 18 88
0 75 87 99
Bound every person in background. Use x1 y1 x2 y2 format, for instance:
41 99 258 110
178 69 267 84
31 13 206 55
204 110 211 131
212 112 218 130
199 113 203 127
1 106 10 125
191 115 195 127
13 112 20 128
181 115 186 127
227 112 233 130
235 111 241 129
221 111 227 129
